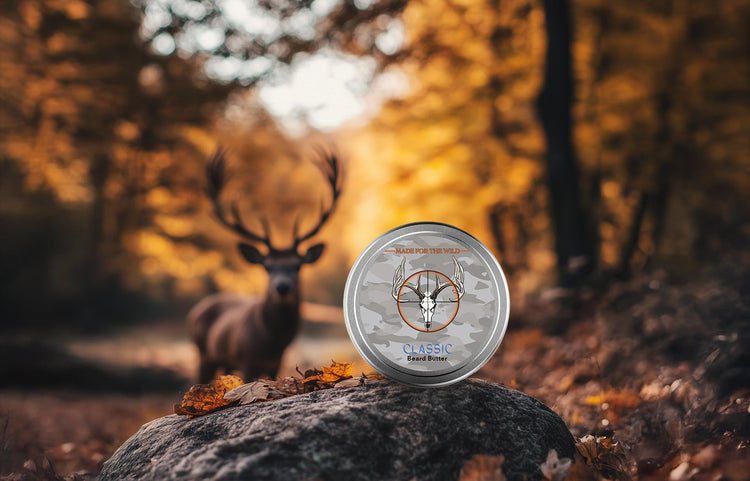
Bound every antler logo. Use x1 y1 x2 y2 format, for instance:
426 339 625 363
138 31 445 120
392 257 465 332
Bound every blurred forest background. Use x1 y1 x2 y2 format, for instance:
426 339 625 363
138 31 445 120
1 0 748 329
1 0 749 478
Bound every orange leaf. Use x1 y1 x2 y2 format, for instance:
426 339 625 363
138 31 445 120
302 361 353 384
584 389 641 408
174 375 244 417
606 389 641 408
584 395 604 406
575 434 628 477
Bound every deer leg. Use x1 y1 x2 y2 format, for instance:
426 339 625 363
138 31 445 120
242 366 262 382
242 361 278 382
198 359 219 384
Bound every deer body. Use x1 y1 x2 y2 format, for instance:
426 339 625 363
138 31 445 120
189 150 341 383
188 291 301 382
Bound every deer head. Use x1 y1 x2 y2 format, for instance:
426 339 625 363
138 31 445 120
392 257 465 330
206 149 341 303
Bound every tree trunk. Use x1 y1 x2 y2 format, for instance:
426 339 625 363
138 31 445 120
536 0 593 287
617 191 650 278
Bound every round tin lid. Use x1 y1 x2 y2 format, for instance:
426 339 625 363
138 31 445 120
344 222 510 387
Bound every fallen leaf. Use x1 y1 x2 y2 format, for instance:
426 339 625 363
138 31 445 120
540 449 572 481
557 375 575 392
512 329 544 347
669 462 697 481
175 364 365 416
584 389 641 408
640 381 670 401
224 381 270 405
690 444 719 470
575 434 630 481
302 361 353 384
174 375 244 417
576 435 597 464
459 454 507 481
273 376 304 397
334 377 365 389
567 455 599 481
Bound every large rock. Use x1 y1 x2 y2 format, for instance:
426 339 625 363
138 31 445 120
100 379 576 481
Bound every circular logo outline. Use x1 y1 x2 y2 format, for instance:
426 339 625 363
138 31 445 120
396 270 460 332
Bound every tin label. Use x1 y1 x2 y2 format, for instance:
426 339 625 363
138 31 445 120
345 223 509 387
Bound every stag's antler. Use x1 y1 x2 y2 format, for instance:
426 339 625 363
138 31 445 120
431 275 454 299
430 257 465 301
449 256 465 301
206 149 273 249
292 150 342 250
404 275 426 299
392 257 426 301
392 257 406 300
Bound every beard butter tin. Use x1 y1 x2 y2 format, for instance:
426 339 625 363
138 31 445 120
344 222 510 387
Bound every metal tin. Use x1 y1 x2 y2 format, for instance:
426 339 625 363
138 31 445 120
344 222 509 387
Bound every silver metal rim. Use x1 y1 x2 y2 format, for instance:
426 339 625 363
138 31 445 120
343 222 510 387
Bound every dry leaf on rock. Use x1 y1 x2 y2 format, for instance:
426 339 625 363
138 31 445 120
302 361 353 384
459 454 507 481
174 375 244 417
334 377 365 389
224 381 271 405
175 363 366 417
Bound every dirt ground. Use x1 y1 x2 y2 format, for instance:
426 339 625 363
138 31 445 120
1 263 748 480
0 309 367 480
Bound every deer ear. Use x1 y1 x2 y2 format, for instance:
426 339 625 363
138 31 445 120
238 243 265 264
301 243 325 264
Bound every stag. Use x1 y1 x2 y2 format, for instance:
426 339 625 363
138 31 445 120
188 149 342 383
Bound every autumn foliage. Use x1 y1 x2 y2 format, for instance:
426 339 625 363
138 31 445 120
2 0 749 324
174 362 357 418
173 375 244 418
301 361 354 384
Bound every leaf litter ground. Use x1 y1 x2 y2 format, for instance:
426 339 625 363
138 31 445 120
1 261 749 480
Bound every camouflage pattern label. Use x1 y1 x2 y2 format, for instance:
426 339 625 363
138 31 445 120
344 222 509 387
